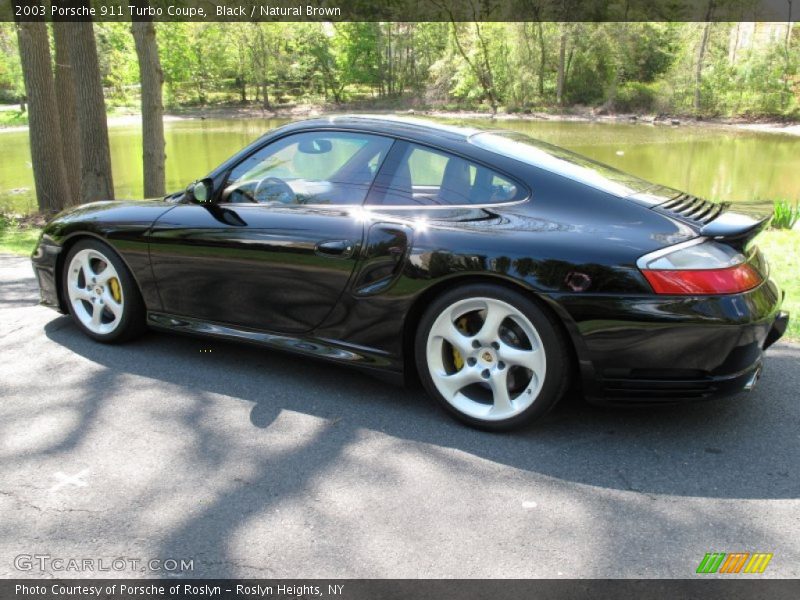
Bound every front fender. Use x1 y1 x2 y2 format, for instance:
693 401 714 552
34 200 176 312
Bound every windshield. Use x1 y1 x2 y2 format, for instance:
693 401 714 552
470 131 654 197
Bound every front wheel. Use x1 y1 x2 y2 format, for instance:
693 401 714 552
62 239 146 343
415 284 570 430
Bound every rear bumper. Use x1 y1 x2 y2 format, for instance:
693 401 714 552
553 279 788 404
592 361 764 406
765 310 789 350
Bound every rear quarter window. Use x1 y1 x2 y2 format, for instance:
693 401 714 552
369 142 525 207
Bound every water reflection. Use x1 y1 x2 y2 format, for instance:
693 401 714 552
1 116 798 214
487 120 800 212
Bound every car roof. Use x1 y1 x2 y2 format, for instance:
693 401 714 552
283 114 484 143
259 115 656 199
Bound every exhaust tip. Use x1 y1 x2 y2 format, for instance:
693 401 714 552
744 366 762 391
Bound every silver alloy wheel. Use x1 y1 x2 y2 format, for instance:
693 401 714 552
66 248 125 336
426 297 547 421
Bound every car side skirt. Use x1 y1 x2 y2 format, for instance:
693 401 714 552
146 312 405 385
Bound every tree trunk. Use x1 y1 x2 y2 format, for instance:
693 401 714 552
473 22 498 114
782 6 794 109
261 84 270 109
131 18 166 197
606 24 625 108
556 25 568 106
728 22 741 64
448 21 497 114
537 22 546 98
15 20 71 214
694 22 712 114
52 21 81 203
69 20 115 202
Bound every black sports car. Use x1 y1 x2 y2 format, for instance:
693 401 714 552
32 116 789 430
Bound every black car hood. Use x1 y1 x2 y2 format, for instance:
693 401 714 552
44 199 177 239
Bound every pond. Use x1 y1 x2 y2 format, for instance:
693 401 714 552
1 116 798 215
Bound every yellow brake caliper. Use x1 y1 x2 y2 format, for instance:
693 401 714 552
452 317 468 370
109 278 122 302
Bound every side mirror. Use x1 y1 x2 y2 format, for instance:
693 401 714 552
187 178 214 203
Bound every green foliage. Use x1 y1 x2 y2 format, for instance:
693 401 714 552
613 82 661 112
0 109 27 126
1 21 799 119
618 23 679 83
772 200 800 230
757 230 800 341
0 23 24 103
95 23 139 105
0 215 40 256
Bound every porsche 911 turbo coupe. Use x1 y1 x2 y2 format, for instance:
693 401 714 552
31 116 789 430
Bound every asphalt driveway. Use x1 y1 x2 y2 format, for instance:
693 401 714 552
1 254 798 578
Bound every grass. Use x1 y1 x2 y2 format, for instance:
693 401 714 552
0 222 40 255
0 109 28 127
1 220 796 341
757 230 799 341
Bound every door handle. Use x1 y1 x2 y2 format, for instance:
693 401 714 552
315 239 355 258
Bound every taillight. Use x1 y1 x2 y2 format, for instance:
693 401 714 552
638 239 762 295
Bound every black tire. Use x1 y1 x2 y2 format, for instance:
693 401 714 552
61 238 147 343
415 283 571 431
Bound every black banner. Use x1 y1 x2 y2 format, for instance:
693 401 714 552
4 580 800 600
4 0 800 22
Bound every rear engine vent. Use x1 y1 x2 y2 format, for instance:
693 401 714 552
655 194 727 225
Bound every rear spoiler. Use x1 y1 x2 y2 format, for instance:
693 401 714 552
700 212 771 248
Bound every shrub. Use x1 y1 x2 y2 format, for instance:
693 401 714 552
613 82 659 113
771 200 800 230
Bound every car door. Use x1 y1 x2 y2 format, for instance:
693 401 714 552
148 130 394 334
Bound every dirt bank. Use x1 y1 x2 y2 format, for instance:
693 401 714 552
2 103 799 137
160 104 800 137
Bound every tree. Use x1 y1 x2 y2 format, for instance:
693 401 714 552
782 1 795 109
94 23 139 102
69 20 115 203
556 24 570 106
536 22 547 98
131 14 166 197
694 22 712 113
15 20 71 213
0 23 26 110
449 22 499 113
52 21 81 202
308 25 345 103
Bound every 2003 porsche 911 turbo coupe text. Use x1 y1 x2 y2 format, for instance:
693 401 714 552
31 116 789 430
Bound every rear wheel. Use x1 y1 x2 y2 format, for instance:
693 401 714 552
415 284 570 430
62 239 146 343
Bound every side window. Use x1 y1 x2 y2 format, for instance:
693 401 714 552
222 132 393 206
369 143 521 206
